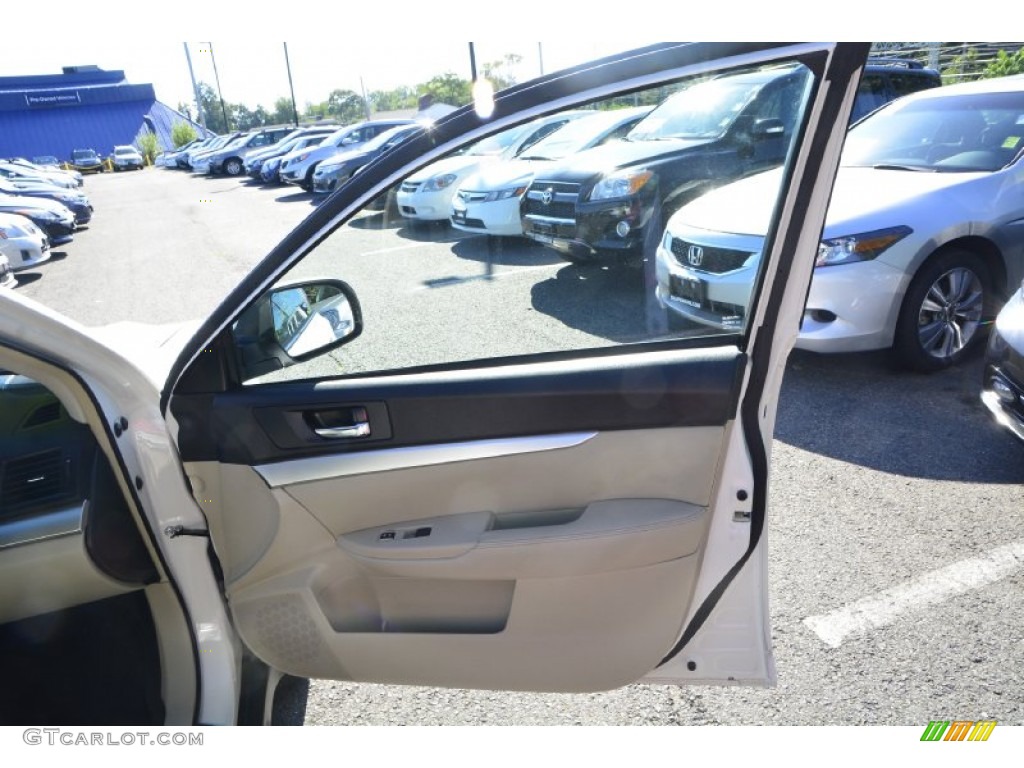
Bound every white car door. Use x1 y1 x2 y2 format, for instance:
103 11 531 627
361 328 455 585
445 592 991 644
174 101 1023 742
0 42 870 723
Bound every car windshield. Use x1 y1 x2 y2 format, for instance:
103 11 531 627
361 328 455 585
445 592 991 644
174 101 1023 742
464 124 534 157
518 111 635 160
362 125 416 153
843 91 1024 172
72 151 96 160
627 77 764 141
114 147 134 155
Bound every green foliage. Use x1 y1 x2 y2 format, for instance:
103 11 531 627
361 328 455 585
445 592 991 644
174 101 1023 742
306 89 367 122
984 49 1024 78
137 132 160 164
481 54 523 91
171 122 198 148
942 48 983 84
418 72 472 107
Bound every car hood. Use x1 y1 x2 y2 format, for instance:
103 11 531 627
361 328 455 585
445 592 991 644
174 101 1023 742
670 166 990 237
540 136 715 182
405 154 497 183
0 194 72 215
460 158 542 191
321 146 373 169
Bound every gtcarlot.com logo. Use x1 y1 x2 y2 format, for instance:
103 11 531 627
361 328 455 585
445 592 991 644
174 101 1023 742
23 729 203 747
920 720 997 742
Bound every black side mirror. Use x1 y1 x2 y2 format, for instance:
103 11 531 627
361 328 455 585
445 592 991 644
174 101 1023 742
232 279 362 381
751 118 785 139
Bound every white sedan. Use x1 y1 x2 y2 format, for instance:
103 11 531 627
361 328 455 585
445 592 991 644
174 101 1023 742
0 212 50 272
396 111 590 223
657 74 1024 372
450 107 651 237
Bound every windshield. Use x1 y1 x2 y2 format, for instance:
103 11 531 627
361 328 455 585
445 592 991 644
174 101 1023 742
363 125 416 153
114 147 135 155
72 150 96 160
628 77 763 141
843 91 1024 173
518 111 634 160
464 124 533 157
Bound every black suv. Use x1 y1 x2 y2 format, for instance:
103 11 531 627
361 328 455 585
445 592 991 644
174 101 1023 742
521 59 939 265
851 58 941 122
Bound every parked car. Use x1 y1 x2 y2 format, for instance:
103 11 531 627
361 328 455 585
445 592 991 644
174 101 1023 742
247 129 337 181
110 145 145 171
0 212 50 271
203 127 295 176
397 111 591 224
0 161 79 189
279 119 413 190
982 279 1024 442
0 178 92 225
655 74 1024 372
0 42 870 725
311 123 426 197
852 58 942 123
0 194 76 245
451 107 651 237
0 250 14 289
69 149 105 174
31 155 60 168
179 135 237 170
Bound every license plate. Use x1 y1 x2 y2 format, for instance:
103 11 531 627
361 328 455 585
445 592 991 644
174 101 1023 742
533 221 554 236
671 274 706 308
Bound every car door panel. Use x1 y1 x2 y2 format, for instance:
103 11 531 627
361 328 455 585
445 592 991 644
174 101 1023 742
160 42 870 701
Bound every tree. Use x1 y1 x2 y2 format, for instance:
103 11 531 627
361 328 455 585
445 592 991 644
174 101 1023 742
482 54 523 91
984 48 1024 78
137 132 160 164
171 122 198 148
326 89 367 122
418 72 471 107
271 97 297 126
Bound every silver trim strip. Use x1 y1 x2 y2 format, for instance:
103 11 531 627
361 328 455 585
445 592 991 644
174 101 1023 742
255 432 598 488
0 503 84 549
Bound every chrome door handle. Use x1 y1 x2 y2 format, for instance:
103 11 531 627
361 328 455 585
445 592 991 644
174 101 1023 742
314 421 371 439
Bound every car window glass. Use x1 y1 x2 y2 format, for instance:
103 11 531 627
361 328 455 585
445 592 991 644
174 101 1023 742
244 60 815 385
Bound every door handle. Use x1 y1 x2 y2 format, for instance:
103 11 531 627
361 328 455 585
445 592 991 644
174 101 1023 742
314 421 371 439
307 406 371 439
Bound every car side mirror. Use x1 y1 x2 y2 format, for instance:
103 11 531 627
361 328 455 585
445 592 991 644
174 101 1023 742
752 118 785 139
231 279 362 382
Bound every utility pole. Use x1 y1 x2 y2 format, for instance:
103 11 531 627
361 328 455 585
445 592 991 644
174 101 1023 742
538 43 544 76
183 43 206 130
283 43 300 127
206 42 230 132
468 42 478 82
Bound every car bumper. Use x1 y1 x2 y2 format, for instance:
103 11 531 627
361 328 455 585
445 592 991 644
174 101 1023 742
396 186 456 221
521 189 652 262
0 258 15 288
39 220 75 245
451 196 523 236
655 229 908 351
5 237 50 271
981 291 1024 443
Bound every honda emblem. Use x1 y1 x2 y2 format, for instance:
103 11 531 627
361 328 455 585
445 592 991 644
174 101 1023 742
687 245 704 267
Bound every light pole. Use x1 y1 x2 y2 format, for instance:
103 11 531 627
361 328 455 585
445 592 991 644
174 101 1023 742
283 43 299 127
205 42 230 132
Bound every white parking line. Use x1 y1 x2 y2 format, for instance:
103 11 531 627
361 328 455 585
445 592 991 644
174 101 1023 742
803 540 1024 648
361 243 434 256
411 263 561 291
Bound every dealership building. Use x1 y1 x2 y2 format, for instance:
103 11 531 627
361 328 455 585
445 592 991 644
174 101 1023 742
0 66 211 162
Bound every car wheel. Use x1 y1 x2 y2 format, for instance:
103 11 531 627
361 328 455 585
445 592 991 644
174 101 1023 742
893 248 992 372
224 158 244 177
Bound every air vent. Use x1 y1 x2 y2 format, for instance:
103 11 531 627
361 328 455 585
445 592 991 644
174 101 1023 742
22 401 62 429
1 449 71 511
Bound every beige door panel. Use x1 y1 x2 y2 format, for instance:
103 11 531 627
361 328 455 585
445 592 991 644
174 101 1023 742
188 426 722 690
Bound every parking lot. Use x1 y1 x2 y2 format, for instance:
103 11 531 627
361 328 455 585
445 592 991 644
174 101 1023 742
15 168 1024 725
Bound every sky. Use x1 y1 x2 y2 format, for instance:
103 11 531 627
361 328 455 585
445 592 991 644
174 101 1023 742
2 41 654 117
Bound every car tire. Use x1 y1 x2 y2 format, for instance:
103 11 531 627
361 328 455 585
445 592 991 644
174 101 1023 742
224 158 244 177
893 248 992 372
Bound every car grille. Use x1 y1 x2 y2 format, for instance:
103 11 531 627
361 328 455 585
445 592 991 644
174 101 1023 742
400 181 422 194
456 190 487 204
522 182 581 221
669 238 753 274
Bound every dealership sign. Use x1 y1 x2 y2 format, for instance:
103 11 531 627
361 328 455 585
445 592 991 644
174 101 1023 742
25 91 81 108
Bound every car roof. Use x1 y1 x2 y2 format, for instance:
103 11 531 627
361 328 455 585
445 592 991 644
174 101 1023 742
904 73 1024 100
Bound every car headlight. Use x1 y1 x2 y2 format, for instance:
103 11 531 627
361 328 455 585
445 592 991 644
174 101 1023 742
421 174 457 192
483 185 528 202
296 152 311 163
589 169 654 201
816 226 912 268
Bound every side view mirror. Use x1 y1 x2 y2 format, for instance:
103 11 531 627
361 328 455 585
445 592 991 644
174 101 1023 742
231 279 362 381
751 118 785 139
